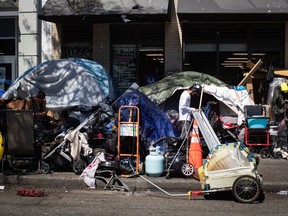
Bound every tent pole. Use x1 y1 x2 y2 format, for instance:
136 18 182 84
198 85 204 109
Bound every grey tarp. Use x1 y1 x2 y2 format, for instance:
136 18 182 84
2 58 115 111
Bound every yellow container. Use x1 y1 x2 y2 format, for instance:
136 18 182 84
0 132 4 160
280 82 288 93
198 166 204 181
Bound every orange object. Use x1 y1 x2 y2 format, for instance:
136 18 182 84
188 120 203 169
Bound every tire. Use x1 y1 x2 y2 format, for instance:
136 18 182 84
41 161 51 174
271 151 282 159
72 159 86 175
232 175 261 204
181 163 194 177
260 147 270 158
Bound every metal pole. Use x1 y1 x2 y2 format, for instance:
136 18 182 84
139 175 188 197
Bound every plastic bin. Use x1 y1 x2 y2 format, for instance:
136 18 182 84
247 117 269 129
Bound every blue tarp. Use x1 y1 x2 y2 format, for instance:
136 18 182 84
115 89 180 153
0 89 4 98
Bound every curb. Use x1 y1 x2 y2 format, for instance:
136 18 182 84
1 172 288 193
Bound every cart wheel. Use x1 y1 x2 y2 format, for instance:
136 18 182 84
41 161 51 174
260 147 270 158
73 159 86 175
181 163 194 177
232 175 261 203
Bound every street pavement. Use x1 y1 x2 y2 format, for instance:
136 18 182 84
0 156 287 194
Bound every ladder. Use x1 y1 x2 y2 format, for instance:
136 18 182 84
192 109 221 151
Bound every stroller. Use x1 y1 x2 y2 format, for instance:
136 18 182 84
153 118 195 179
40 109 100 174
40 101 116 174
204 101 241 143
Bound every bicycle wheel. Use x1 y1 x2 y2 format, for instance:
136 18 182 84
260 147 270 158
232 175 261 203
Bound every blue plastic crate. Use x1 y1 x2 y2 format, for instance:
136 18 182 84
247 117 269 128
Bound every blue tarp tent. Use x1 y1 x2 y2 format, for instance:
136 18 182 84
115 89 180 153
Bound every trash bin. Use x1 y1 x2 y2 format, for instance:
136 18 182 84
4 109 34 156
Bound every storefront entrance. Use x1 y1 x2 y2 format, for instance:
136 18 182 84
111 24 165 96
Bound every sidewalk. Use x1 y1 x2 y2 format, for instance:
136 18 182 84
1 157 287 193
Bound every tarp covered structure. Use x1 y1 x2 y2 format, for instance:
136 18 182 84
2 58 115 111
139 71 254 125
115 89 180 152
139 71 229 106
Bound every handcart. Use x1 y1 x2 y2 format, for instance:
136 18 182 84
117 106 141 175
244 105 271 158
139 142 264 204
196 142 264 203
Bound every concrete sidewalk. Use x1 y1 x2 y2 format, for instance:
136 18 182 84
1 157 287 193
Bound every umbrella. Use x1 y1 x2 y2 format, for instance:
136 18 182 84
2 58 115 111
139 71 228 105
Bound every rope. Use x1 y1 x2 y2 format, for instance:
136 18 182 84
17 188 45 197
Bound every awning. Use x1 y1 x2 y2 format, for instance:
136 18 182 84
178 0 288 21
38 0 171 24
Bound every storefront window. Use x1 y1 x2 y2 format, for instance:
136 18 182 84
0 18 16 90
111 24 164 96
183 23 284 85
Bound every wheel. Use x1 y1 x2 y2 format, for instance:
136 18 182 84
271 150 282 159
72 159 86 175
181 163 194 177
260 147 270 158
41 161 51 174
232 175 261 204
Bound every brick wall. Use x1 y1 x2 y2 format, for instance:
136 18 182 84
165 0 182 76
93 24 110 72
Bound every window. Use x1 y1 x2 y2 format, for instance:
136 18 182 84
111 24 164 95
183 23 284 85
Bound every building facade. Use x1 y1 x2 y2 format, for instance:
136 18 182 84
1 0 288 101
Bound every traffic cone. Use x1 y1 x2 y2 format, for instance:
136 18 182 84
188 120 203 178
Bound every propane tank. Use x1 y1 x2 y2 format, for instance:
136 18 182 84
145 146 164 177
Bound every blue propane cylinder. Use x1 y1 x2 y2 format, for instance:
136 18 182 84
145 146 164 177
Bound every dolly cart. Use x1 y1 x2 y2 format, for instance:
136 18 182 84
117 106 140 174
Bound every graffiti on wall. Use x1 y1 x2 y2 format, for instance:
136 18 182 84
62 43 93 59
